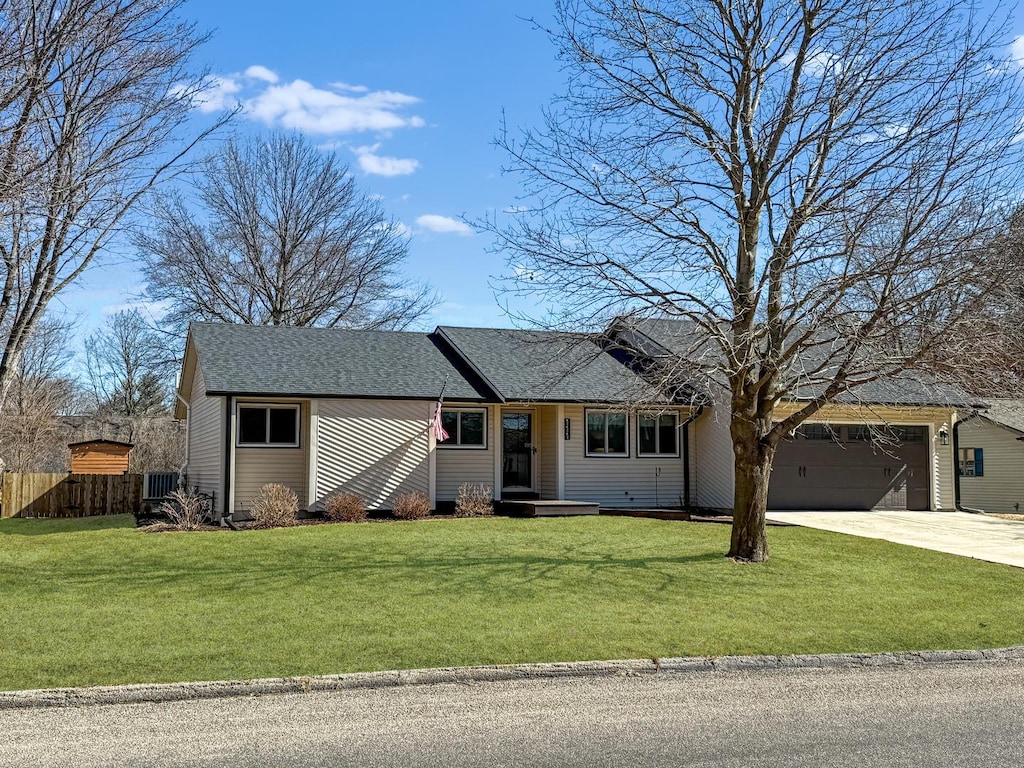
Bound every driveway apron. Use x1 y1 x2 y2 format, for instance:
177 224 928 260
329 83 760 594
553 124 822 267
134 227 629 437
764 510 1024 568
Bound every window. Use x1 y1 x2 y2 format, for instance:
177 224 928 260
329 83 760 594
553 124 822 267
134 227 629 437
438 408 487 448
795 424 838 441
586 410 628 456
638 412 679 456
958 447 984 477
237 404 299 447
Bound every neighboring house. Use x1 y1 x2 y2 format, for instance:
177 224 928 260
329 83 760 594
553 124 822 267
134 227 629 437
955 399 1024 513
174 320 969 519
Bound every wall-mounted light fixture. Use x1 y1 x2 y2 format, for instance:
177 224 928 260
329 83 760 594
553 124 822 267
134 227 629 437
938 425 950 446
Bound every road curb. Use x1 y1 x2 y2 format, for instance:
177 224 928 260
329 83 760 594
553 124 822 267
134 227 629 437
3 647 1023 710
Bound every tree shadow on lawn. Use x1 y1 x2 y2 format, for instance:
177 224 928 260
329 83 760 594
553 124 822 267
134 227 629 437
0 515 137 536
20 548 728 599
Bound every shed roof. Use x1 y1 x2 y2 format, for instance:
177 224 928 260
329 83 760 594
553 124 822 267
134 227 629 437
186 323 493 402
67 439 134 449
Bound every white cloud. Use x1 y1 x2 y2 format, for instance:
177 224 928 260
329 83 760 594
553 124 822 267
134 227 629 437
415 214 473 235
1012 35 1024 64
194 75 242 113
246 79 424 135
353 143 420 176
503 205 530 213
244 65 279 83
330 81 370 93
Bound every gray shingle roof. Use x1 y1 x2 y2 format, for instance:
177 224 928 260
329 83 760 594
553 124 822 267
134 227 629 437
435 326 666 403
625 317 972 408
977 399 1024 434
189 323 492 401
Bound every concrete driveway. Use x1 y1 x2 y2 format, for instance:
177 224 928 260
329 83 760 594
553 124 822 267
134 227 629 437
765 510 1024 569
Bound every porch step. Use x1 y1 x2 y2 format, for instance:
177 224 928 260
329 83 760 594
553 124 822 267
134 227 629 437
501 500 600 517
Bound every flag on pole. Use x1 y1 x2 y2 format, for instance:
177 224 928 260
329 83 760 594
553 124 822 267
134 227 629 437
432 400 449 442
432 374 449 442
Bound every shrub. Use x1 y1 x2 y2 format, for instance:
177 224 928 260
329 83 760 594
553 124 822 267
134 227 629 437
454 483 493 517
324 492 367 522
392 491 430 520
249 483 299 528
158 487 210 530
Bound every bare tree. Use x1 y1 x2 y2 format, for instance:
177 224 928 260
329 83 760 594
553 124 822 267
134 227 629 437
487 0 1024 561
85 309 168 419
138 132 437 331
0 0 229 408
0 318 77 471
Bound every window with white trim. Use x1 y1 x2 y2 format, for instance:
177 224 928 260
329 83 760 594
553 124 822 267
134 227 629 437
439 408 487 448
586 410 628 456
958 447 983 477
638 412 679 456
237 404 300 447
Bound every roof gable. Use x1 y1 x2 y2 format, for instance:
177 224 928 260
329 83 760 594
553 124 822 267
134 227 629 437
435 326 669 403
619 317 971 408
183 323 494 402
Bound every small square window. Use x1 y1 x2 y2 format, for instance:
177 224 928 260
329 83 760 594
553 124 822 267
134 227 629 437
958 447 983 477
638 413 679 456
438 408 487 448
237 405 299 447
586 410 629 456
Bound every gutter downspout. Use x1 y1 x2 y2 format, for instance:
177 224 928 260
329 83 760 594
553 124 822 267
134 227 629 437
175 393 190 487
223 396 233 521
679 404 705 510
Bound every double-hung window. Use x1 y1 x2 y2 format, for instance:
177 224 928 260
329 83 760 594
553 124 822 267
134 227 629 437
637 412 679 456
958 447 984 477
237 404 300 447
586 410 628 456
439 408 487 448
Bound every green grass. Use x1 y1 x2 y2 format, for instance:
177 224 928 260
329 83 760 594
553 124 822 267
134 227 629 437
1 514 1022 691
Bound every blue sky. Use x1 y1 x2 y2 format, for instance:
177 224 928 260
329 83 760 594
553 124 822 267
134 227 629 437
58 0 1024 341
62 0 565 336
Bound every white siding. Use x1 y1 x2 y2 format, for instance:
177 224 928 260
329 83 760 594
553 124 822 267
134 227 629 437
233 402 309 516
539 406 559 499
562 405 688 507
932 416 956 511
435 405 496 501
959 417 1024 513
184 364 224 512
694 407 735 511
315 399 431 511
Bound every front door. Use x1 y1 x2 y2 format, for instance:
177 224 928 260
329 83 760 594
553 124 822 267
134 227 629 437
502 412 534 490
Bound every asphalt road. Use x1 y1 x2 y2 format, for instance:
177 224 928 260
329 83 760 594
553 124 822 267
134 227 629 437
2 661 1023 767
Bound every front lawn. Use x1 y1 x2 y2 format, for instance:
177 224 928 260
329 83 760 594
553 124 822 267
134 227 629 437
1 514 1022 691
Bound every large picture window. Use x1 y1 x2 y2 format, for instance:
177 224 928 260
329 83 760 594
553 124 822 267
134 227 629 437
237 404 300 447
638 412 679 456
439 408 487 448
586 410 628 456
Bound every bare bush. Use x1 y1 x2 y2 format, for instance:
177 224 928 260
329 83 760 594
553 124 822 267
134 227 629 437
249 483 299 528
454 483 493 518
158 487 210 531
392 492 430 520
324 492 367 522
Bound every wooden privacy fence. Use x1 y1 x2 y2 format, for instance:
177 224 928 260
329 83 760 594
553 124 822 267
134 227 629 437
0 472 144 519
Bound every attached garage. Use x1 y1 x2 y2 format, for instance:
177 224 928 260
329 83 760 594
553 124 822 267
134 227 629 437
768 424 930 510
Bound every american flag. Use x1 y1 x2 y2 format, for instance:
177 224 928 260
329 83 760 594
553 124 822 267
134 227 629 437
432 400 449 442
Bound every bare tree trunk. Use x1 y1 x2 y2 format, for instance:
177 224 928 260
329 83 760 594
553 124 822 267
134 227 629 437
728 398 774 562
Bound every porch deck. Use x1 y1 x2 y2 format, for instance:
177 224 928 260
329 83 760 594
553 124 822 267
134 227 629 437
500 499 600 517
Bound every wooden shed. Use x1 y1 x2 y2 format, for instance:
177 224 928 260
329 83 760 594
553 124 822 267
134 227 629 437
68 440 133 475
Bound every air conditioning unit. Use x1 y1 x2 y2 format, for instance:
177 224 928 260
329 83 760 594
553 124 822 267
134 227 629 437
143 471 178 500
